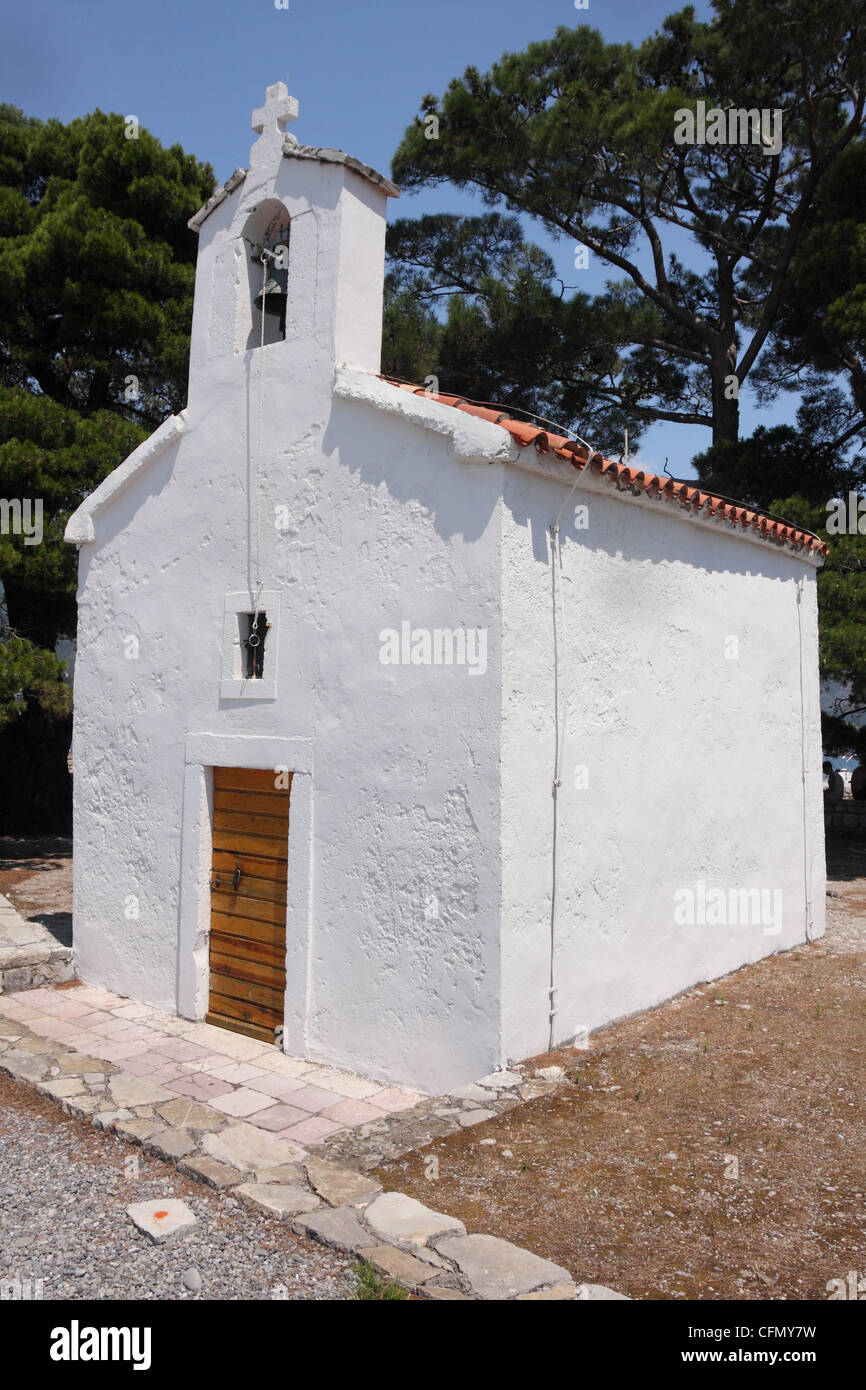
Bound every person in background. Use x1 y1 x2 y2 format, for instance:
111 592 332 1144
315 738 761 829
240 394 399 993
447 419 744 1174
824 760 845 802
851 761 866 801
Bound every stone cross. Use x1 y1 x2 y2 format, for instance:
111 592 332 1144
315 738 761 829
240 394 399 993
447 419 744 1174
251 81 299 137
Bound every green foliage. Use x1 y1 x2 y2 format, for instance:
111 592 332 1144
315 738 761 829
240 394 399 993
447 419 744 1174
351 1260 409 1301
384 212 634 441
0 632 71 727
0 103 213 678
0 386 146 646
761 491 866 718
751 138 866 445
390 3 866 445
0 103 214 424
821 710 866 757
692 422 865 511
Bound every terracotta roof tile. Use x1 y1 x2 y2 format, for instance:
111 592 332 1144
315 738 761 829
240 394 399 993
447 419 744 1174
382 378 827 558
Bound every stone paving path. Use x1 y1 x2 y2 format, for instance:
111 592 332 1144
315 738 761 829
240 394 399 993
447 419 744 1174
0 982 422 1151
0 893 73 994
0 982 622 1298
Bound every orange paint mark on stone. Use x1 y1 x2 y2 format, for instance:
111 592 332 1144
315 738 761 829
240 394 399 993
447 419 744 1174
154 1211 168 1219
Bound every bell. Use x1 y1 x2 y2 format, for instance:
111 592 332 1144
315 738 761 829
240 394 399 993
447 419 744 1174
254 276 287 317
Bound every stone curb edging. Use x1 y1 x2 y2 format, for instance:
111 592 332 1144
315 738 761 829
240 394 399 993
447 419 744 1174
0 1016 628 1301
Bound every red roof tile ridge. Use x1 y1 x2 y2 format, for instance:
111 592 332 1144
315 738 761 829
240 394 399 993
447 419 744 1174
378 375 827 558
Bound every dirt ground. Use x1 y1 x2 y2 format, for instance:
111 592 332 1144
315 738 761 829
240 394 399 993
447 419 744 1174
0 836 73 946
376 837 866 1301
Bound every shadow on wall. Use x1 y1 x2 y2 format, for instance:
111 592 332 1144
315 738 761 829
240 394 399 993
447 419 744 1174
327 394 807 582
0 707 72 834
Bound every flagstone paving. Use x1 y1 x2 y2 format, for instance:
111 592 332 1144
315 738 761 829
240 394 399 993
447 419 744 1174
0 982 607 1298
0 982 423 1151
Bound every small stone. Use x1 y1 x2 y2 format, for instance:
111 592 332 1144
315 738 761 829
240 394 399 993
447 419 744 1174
92 1108 134 1130
575 1283 631 1300
179 1155 243 1190
422 1285 472 1300
156 1097 226 1133
63 1094 102 1118
254 1164 306 1185
127 1198 197 1244
475 1071 522 1090
53 1054 106 1076
479 1138 496 1146
2 1051 50 1082
114 1118 164 1144
518 1079 557 1101
357 1245 439 1287
145 1127 198 1161
203 1123 306 1173
292 1205 371 1253
182 1267 202 1294
363 1191 465 1250
517 1281 579 1300
37 1077 86 1099
304 1157 381 1208
457 1108 496 1127
534 1066 564 1081
2 968 34 992
236 1183 320 1220
109 1075 176 1109
449 1083 491 1103
434 1233 572 1301
408 1245 450 1271
12 1035 57 1054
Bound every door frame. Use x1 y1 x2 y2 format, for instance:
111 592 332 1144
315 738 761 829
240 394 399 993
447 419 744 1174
177 733 313 1056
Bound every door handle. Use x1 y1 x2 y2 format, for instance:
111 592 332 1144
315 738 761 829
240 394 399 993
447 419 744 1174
212 862 242 893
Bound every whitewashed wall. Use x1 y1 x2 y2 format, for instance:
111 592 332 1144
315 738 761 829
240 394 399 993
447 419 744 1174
69 124 826 1094
499 462 826 1062
70 153 508 1092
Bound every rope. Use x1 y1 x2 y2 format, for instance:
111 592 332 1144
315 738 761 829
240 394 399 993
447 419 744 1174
251 253 268 639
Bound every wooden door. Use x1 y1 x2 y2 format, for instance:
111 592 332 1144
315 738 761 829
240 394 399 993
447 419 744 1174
207 766 293 1043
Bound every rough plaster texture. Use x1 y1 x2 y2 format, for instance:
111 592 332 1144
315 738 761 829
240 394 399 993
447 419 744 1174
66 102 825 1093
499 464 825 1062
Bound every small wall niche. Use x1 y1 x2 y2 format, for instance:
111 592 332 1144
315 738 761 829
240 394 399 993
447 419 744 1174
221 590 280 700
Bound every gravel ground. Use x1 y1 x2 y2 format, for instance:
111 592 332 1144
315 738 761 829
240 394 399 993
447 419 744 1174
0 1074 353 1301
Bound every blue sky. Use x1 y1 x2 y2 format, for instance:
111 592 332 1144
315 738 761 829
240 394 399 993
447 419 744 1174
2 0 797 475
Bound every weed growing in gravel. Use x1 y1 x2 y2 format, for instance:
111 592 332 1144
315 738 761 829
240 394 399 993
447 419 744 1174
351 1261 409 1300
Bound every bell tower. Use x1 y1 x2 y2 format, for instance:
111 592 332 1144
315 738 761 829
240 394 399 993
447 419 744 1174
185 79 399 411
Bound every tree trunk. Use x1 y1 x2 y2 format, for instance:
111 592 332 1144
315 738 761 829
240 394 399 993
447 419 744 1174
711 365 740 446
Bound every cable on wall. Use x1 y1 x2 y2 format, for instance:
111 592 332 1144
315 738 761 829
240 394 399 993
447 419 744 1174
547 459 592 1051
796 574 816 943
